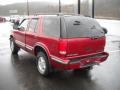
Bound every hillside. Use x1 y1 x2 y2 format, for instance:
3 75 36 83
0 0 120 19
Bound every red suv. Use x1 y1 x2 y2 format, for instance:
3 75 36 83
10 15 109 76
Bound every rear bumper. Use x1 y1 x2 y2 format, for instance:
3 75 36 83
50 52 109 70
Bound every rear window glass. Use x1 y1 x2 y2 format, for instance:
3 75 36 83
64 16 104 38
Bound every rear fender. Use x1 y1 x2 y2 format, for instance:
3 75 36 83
34 42 50 57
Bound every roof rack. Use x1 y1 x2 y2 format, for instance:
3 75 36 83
34 13 80 16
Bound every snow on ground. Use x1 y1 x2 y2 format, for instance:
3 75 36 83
96 19 120 36
0 22 13 35
0 22 13 43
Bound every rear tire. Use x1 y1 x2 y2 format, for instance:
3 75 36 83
10 38 20 54
37 52 50 76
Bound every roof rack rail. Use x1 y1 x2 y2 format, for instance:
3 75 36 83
34 13 79 16
34 13 60 16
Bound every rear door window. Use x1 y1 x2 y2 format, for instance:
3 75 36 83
43 16 60 38
64 16 104 38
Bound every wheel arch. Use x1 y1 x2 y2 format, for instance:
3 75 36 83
34 43 50 59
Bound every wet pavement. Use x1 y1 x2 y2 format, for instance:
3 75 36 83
0 22 120 90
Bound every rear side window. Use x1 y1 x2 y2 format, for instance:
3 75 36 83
43 16 60 37
64 16 104 38
29 18 38 32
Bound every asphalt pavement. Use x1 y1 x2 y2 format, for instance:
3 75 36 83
0 21 120 90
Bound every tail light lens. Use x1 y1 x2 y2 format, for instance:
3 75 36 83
59 40 67 55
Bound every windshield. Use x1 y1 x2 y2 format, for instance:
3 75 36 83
63 16 105 38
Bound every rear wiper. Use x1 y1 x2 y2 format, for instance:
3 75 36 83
91 36 100 40
73 21 80 25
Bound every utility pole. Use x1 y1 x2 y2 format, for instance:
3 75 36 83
78 0 80 14
92 0 94 18
27 0 29 16
59 0 61 13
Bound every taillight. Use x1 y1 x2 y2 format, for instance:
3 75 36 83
59 40 67 55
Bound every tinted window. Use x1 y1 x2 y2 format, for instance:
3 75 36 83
19 19 29 30
29 18 38 32
64 16 104 38
43 16 60 37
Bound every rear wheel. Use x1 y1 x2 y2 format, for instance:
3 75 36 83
10 38 20 54
37 52 50 76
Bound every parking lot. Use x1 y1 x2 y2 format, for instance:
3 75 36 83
0 21 120 90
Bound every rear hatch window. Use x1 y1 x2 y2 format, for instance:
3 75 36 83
63 16 104 38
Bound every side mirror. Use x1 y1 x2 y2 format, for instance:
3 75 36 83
102 27 107 34
13 21 20 30
13 24 19 29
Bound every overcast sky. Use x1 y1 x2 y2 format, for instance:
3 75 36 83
0 0 75 5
